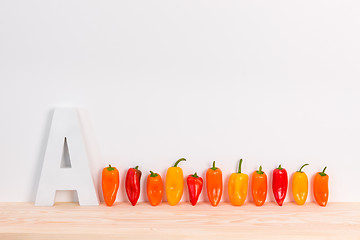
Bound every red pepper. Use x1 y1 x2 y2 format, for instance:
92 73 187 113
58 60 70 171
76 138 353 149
187 172 203 206
272 164 288 206
125 166 142 206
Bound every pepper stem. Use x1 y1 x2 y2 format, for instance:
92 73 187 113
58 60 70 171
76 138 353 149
319 166 327 176
210 161 218 170
298 163 309 172
107 164 115 171
191 172 199 178
150 171 158 177
256 165 264 174
277 164 283 170
174 158 186 167
238 159 243 173
134 166 139 170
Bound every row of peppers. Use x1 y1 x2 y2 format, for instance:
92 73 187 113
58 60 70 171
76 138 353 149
102 158 329 207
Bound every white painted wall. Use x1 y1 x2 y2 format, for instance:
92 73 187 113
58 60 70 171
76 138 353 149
1 0 359 203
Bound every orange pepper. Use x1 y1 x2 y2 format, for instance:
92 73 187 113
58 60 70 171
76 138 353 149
102 164 119 206
313 166 329 207
206 161 223 206
251 165 267 206
146 171 163 206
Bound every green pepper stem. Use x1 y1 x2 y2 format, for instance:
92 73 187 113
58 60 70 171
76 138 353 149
298 163 309 172
174 158 186 167
238 159 243 173
210 161 218 170
277 164 283 170
134 166 139 170
150 171 158 177
256 165 264 174
107 164 115 171
192 172 199 178
319 166 327 176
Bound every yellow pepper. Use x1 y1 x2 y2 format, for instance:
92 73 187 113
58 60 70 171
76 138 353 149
165 158 186 206
228 159 248 206
292 163 309 205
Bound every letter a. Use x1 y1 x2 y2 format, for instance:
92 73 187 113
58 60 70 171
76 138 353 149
35 108 99 206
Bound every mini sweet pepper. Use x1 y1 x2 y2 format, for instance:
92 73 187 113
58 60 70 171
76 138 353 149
206 161 223 206
272 164 288 206
187 172 203 206
166 158 186 206
252 165 267 206
147 171 163 206
125 166 142 206
313 166 329 207
228 159 248 206
292 163 309 205
102 164 119 206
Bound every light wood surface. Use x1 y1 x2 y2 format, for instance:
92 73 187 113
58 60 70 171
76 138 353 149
0 202 359 240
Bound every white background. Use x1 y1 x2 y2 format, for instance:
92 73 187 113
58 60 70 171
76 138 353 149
1 0 359 203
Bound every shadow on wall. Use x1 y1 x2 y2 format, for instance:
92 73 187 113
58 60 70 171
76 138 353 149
31 110 54 202
78 109 105 203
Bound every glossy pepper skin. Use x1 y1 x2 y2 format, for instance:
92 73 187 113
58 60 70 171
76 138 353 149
125 166 142 206
102 164 119 206
187 172 203 206
206 161 223 206
228 159 248 206
313 167 329 207
272 164 288 206
146 171 163 206
252 165 267 206
166 158 186 206
292 164 309 205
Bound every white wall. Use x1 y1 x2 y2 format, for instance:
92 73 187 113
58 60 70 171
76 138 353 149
1 0 359 203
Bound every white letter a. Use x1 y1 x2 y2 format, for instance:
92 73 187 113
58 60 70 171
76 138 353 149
35 108 99 206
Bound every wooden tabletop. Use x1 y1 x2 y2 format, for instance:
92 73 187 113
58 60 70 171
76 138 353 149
0 202 359 240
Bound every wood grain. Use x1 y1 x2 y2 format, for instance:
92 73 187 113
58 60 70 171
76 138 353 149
0 202 359 240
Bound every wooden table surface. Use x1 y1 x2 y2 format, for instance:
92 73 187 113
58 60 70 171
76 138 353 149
0 202 359 240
